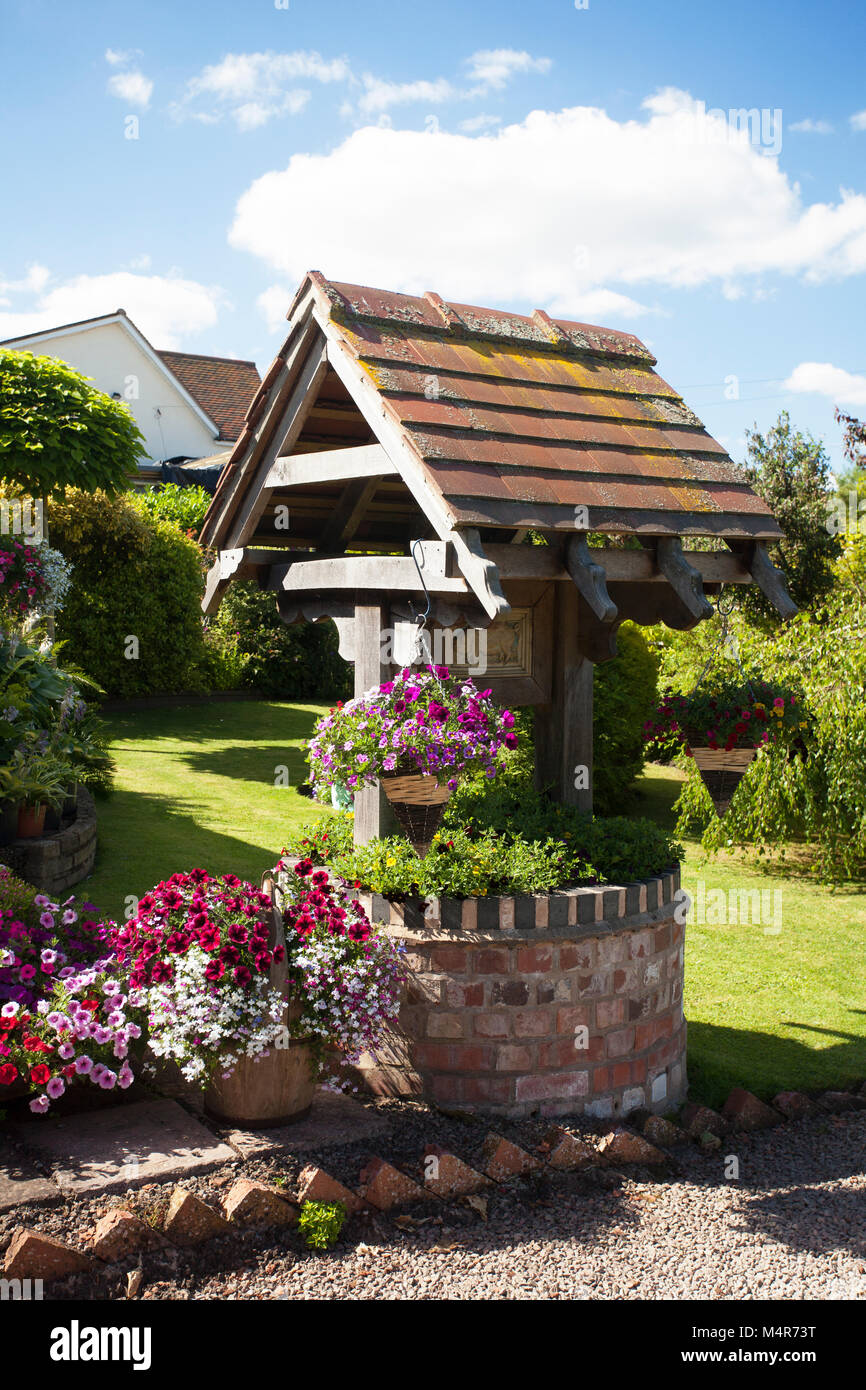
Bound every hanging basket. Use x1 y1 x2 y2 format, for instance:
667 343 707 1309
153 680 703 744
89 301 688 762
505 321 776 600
691 746 757 817
381 771 452 857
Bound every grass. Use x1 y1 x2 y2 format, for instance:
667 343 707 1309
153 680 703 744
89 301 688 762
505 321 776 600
79 702 866 1109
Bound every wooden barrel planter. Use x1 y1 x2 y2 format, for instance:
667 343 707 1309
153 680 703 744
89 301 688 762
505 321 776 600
338 866 688 1120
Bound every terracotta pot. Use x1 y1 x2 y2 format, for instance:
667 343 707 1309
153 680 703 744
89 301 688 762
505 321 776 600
691 746 757 816
0 800 19 846
381 771 452 857
17 803 46 838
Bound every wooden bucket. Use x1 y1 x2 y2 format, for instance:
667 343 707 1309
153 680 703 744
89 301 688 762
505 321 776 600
204 875 315 1128
381 772 452 857
691 746 757 816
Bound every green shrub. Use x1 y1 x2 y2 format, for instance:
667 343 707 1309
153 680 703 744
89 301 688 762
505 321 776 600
0 865 40 929
131 483 212 538
212 580 351 701
297 1200 346 1250
0 350 146 495
593 621 659 813
49 489 210 698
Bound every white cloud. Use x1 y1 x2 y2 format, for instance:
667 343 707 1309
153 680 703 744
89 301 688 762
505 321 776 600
464 49 552 90
107 69 153 109
790 118 834 134
229 88 866 327
784 361 866 406
0 264 51 297
0 271 225 349
459 113 502 133
257 285 292 332
105 47 133 66
359 77 456 115
177 50 349 128
851 110 866 132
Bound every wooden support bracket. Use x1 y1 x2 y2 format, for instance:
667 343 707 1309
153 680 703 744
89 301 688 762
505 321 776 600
565 535 618 623
732 540 799 619
656 537 714 621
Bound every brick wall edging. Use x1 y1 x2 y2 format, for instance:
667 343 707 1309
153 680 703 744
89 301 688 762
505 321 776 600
0 788 98 897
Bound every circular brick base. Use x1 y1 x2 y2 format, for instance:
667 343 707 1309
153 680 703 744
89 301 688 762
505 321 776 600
0 788 98 897
357 867 687 1120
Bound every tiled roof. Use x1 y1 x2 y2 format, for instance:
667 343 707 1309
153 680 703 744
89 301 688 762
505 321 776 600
158 351 261 442
313 276 780 538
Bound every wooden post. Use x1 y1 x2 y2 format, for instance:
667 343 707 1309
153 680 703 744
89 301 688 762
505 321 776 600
534 582 593 811
352 603 398 846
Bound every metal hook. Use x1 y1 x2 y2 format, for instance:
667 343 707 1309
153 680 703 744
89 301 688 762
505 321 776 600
408 538 432 631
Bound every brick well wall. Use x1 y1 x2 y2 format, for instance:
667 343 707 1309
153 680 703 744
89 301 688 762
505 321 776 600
356 867 687 1120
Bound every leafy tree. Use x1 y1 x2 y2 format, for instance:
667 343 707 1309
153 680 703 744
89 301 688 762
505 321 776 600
0 350 146 495
738 411 840 622
132 482 212 538
833 407 866 520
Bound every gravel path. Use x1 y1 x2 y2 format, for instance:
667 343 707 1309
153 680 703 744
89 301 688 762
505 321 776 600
9 1102 864 1301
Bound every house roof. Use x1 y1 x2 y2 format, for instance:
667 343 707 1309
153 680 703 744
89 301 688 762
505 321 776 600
1 310 260 445
157 351 261 443
202 272 781 559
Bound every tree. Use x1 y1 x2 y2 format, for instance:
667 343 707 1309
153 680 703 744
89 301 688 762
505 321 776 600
739 411 840 623
833 407 866 520
0 350 146 495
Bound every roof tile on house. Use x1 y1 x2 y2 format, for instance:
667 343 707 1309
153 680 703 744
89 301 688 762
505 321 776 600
158 351 261 442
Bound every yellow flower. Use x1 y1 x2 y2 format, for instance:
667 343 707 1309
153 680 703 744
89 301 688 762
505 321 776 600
386 856 396 866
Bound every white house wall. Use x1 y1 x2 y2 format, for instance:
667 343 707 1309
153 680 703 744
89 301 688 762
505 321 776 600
9 322 218 464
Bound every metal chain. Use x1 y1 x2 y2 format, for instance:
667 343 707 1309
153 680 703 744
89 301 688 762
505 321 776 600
690 585 755 697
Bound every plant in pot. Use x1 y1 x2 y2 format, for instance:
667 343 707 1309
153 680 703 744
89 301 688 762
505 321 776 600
9 750 68 838
307 664 518 855
644 675 807 815
272 856 406 1088
110 869 304 1127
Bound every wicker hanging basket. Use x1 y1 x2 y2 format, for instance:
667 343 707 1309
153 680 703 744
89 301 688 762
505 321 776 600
691 746 757 817
381 771 452 857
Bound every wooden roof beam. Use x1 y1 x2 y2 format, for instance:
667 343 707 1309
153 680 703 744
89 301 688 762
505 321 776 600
265 443 396 490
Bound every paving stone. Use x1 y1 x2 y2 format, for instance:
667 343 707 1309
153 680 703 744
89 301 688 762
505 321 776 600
223 1179 298 1228
358 1157 429 1211
480 1133 541 1182
90 1209 167 1262
643 1115 685 1148
773 1091 818 1122
222 1089 389 1159
0 1148 61 1212
543 1128 598 1170
597 1129 667 1166
9 1099 236 1195
163 1187 231 1245
722 1088 782 1132
681 1103 727 1138
423 1145 489 1199
297 1164 364 1214
5 1227 92 1281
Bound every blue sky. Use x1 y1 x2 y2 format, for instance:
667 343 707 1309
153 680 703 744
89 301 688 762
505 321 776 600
2 0 865 470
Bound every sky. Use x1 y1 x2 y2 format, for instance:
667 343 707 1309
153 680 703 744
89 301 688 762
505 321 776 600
1 0 865 472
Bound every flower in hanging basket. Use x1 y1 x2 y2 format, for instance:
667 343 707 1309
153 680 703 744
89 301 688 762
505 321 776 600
644 675 810 816
307 665 517 796
108 870 287 1086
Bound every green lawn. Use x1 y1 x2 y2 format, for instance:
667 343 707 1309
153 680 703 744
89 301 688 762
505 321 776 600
81 703 866 1109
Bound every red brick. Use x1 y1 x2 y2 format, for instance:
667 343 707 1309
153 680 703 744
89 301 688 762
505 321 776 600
516 946 553 973
514 1070 589 1103
612 1060 631 1088
672 920 684 945
480 1133 541 1181
634 1021 654 1051
431 946 468 972
654 924 672 952
476 949 510 974
606 1027 636 1058
297 1166 364 1215
555 1005 591 1033
452 1045 491 1071
445 980 484 1008
431 1075 463 1103
491 980 529 1006
559 945 588 970
577 971 611 997
359 1158 430 1210
427 1012 464 1038
593 1065 612 1093
423 1146 489 1198
628 930 655 960
462 1076 513 1104
538 1037 585 1068
495 1044 534 1071
596 997 625 1029
473 1012 509 1038
630 1056 648 1084
413 1042 452 1070
513 1008 553 1037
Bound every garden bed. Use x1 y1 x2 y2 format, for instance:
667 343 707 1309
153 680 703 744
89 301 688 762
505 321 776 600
0 787 97 897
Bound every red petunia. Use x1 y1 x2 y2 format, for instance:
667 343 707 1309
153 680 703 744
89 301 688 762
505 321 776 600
29 1063 50 1085
0 1063 18 1084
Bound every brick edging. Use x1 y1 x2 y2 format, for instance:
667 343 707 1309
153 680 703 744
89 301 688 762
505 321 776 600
0 788 98 897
